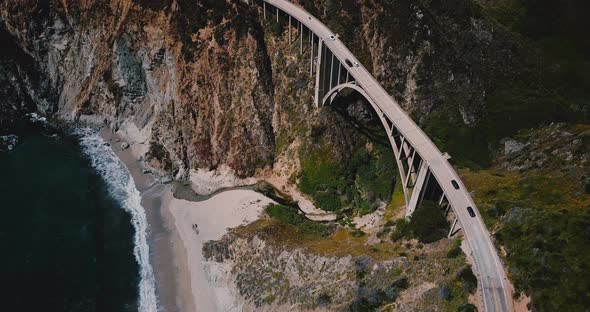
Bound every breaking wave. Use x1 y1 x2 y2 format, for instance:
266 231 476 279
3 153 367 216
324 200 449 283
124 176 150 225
74 128 158 312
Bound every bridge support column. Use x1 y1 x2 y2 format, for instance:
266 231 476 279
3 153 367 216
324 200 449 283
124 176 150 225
448 218 460 238
314 39 324 107
288 16 291 43
300 23 304 55
329 53 335 89
438 193 446 205
406 163 430 218
276 7 279 23
310 34 314 76
404 152 418 188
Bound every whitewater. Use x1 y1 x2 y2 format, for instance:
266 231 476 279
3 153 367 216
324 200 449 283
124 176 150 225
75 128 158 312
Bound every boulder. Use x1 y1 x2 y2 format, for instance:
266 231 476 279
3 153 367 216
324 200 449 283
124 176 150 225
503 139 526 155
0 135 18 152
160 175 173 184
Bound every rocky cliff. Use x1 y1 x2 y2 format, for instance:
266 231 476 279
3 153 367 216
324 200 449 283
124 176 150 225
0 0 555 176
0 0 278 177
2 0 589 310
3 0 584 184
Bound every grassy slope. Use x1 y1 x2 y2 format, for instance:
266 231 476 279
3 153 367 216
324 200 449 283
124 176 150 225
455 2 590 309
266 0 590 310
235 206 476 311
459 125 590 311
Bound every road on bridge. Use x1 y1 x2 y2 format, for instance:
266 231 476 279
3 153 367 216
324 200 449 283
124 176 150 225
262 1 514 311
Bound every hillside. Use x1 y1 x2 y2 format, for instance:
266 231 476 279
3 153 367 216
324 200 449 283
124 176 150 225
0 0 588 310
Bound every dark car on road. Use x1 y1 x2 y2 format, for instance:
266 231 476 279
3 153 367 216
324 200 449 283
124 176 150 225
345 58 359 68
467 206 476 217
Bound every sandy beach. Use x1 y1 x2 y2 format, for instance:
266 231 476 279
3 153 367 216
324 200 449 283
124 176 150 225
165 188 275 311
100 127 275 312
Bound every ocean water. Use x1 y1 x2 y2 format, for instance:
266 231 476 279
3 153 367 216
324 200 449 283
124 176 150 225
0 128 156 311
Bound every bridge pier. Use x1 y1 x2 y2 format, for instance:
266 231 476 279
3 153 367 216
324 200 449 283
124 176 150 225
406 163 430 217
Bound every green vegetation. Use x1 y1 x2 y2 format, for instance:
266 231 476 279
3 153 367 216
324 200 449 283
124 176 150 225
457 303 477 312
456 266 478 293
460 169 590 227
446 239 463 259
348 276 409 311
422 112 492 168
496 207 590 311
265 204 332 236
299 144 396 214
461 162 590 311
391 200 449 244
419 0 590 169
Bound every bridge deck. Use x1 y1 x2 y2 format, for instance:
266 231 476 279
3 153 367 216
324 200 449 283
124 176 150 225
261 1 513 311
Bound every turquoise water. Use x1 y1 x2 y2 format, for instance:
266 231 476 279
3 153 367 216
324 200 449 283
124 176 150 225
0 129 145 311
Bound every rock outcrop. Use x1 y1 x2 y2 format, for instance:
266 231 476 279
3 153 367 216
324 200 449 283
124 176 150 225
1 0 562 175
0 0 277 177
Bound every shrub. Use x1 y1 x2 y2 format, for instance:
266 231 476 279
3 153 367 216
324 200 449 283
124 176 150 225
314 192 342 211
390 218 410 241
457 303 477 312
350 229 365 237
265 204 332 236
439 284 452 301
407 200 449 243
457 266 478 293
447 239 463 258
298 144 396 215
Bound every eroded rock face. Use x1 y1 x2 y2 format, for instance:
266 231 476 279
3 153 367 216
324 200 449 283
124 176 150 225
0 26 47 132
0 0 276 177
0 0 548 177
294 0 528 122
497 123 590 174
203 234 410 311
503 139 526 155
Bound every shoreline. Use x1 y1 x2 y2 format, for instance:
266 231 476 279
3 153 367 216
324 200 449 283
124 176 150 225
99 127 276 312
99 128 195 312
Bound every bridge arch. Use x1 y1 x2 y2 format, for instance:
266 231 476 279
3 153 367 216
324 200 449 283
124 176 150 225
321 81 447 216
254 1 513 311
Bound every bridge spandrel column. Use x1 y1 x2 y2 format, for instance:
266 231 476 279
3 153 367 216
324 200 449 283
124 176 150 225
310 34 314 76
288 15 291 43
314 39 324 107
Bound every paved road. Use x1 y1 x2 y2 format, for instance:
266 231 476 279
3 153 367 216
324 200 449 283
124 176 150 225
263 1 513 311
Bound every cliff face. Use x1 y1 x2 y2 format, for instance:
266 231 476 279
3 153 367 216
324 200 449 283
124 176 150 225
0 25 51 132
295 0 587 166
3 1 588 310
0 0 276 177
2 0 577 175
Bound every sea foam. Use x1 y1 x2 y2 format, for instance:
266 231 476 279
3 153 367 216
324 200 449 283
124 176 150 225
74 128 158 312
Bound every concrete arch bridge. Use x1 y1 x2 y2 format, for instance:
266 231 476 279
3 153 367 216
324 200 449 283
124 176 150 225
248 1 513 311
